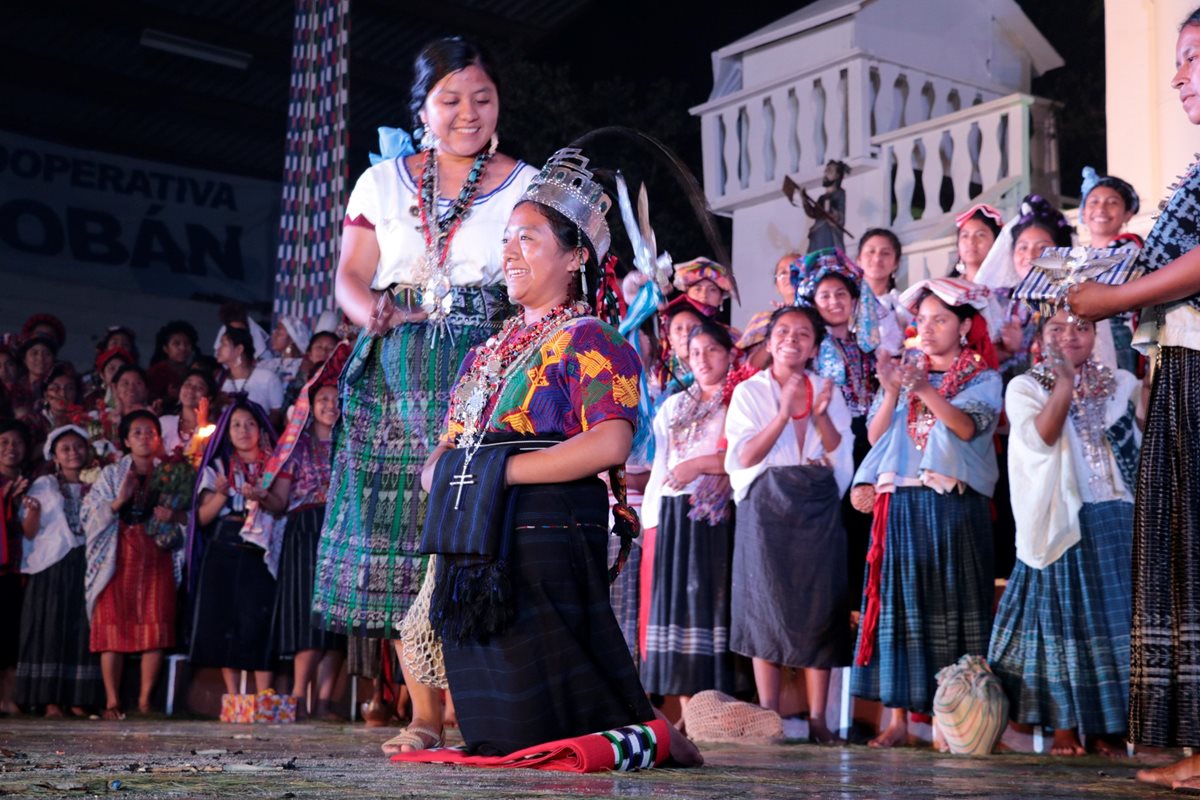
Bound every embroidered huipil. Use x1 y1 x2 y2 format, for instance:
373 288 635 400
640 390 726 529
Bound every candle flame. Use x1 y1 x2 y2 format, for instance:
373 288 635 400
196 424 216 440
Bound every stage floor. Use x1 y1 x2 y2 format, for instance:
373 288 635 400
0 717 1176 798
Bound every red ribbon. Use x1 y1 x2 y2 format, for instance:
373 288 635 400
855 490 891 667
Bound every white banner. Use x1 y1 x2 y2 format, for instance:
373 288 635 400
0 131 279 303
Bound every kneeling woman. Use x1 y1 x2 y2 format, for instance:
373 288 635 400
187 399 279 696
640 318 739 707
850 278 1001 748
988 308 1139 755
420 150 698 764
724 305 855 744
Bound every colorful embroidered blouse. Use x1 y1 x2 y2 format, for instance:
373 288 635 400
277 431 332 510
445 317 641 440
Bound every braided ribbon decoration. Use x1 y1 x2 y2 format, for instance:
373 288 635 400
607 465 640 584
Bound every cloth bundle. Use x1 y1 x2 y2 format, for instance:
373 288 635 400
390 720 671 773
932 655 1009 755
219 690 297 724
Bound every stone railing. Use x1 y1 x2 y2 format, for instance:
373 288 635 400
872 93 1060 242
690 54 1005 213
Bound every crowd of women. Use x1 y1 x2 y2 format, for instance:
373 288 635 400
0 305 346 721
3 14 1200 788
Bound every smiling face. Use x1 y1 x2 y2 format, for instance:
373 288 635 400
0 431 25 470
957 218 996 271
1083 186 1132 243
1175 24 1200 125
420 63 499 158
178 374 210 411
501 203 578 314
813 275 855 330
312 385 340 429
228 408 260 454
1041 308 1096 368
916 294 972 360
687 332 732 390
52 432 89 473
115 370 147 410
767 310 818 371
685 279 724 309
1012 225 1056 280
667 310 704 362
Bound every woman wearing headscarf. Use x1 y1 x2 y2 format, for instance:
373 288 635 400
16 425 103 716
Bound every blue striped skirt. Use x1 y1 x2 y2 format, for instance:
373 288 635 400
851 486 994 713
987 501 1131 734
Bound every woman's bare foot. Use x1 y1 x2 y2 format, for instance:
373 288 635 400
868 719 902 753
44 704 64 719
362 699 391 728
1049 729 1086 756
1137 753 1200 786
932 722 950 753
68 706 87 718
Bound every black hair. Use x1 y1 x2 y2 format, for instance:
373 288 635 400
118 409 161 449
219 301 249 328
859 228 902 260
686 318 734 352
912 289 979 323
222 326 256 362
1011 218 1073 250
1084 176 1139 215
959 208 1002 239
812 271 861 302
182 367 217 399
515 200 598 304
0 418 32 462
100 327 138 360
410 37 500 130
113 364 148 388
766 305 827 348
307 331 339 354
1183 7 1200 28
152 320 199 365
18 335 58 362
44 362 80 396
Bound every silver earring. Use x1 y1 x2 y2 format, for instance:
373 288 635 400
959 333 968 346
488 132 499 155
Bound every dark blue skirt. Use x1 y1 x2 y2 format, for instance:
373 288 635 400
442 478 655 756
988 501 1132 734
851 486 994 713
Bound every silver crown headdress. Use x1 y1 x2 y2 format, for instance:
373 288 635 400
521 148 612 260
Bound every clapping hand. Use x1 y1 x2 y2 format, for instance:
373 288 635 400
813 379 834 417
1 476 29 504
777 373 809 419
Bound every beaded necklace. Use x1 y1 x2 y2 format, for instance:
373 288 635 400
447 302 590 498
906 348 987 450
55 472 87 535
412 143 497 322
668 382 725 462
1029 360 1118 498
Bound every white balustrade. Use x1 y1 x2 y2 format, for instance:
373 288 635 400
691 55 1003 213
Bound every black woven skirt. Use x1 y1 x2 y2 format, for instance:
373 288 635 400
0 572 22 670
272 506 346 656
442 478 655 756
731 465 852 668
188 519 278 671
1129 346 1200 747
15 547 102 708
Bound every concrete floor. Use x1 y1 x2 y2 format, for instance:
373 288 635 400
0 717 1180 799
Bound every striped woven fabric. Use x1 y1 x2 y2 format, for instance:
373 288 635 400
272 0 350 327
1012 245 1141 317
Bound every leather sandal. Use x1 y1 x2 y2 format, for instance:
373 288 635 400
381 724 442 755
